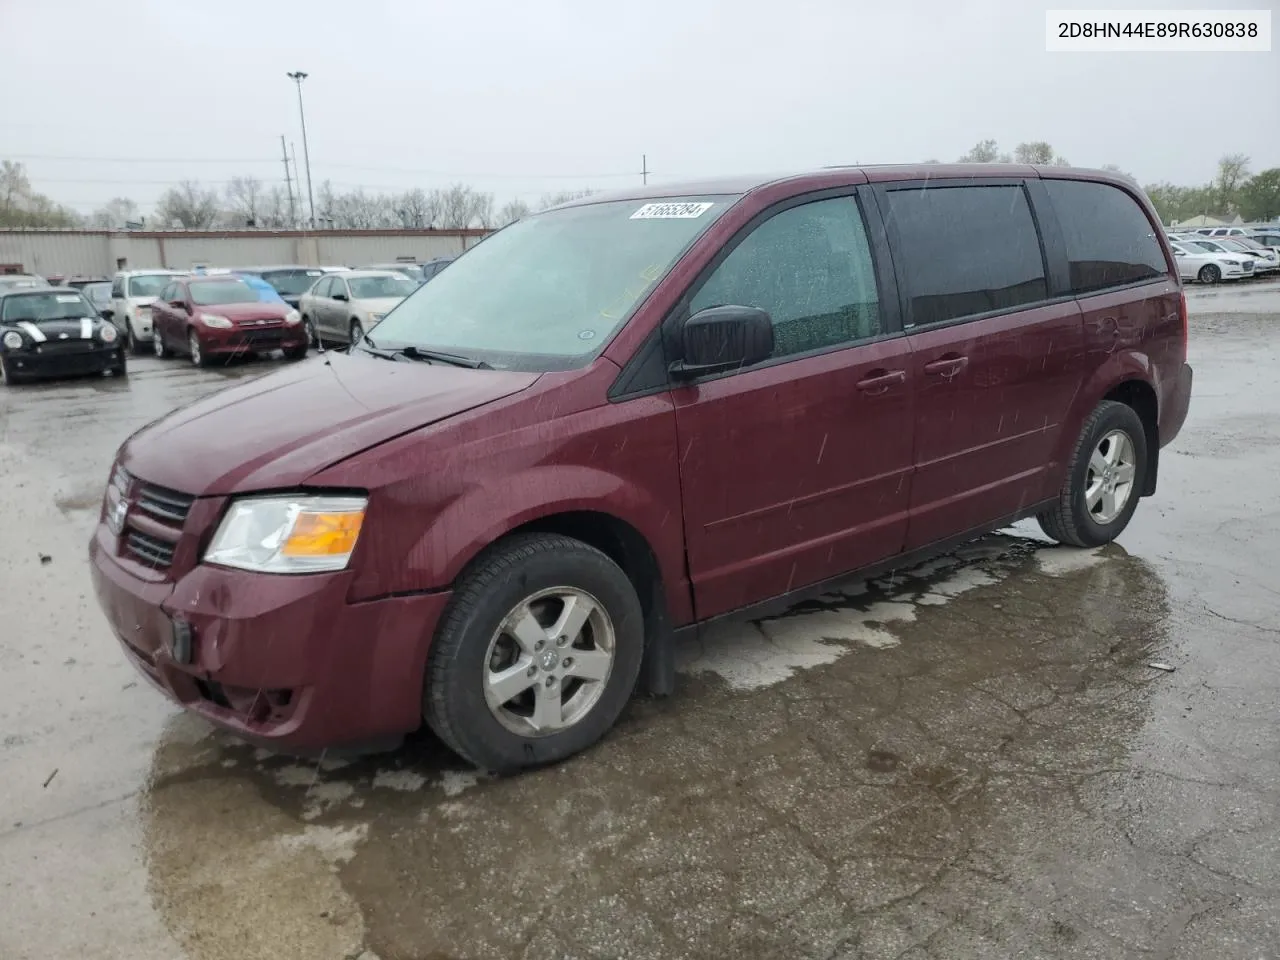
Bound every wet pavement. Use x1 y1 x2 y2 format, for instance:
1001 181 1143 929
2 283 1279 959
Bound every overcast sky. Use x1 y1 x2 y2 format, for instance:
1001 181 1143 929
2 0 1276 215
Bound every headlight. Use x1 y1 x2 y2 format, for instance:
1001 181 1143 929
283 309 301 326
204 494 367 574
1223 259 1240 266
1 330 23 350
99 323 118 344
368 313 384 323
199 314 234 328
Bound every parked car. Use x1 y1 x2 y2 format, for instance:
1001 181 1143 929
90 165 1192 773
149 274 308 366
1183 237 1265 276
419 256 455 282
1248 229 1280 252
1195 226 1251 237
361 262 427 283
81 280 114 321
1216 238 1279 273
107 269 186 353
230 266 333 309
298 269 418 347
0 274 49 293
61 275 110 290
0 286 126 384
1169 240 1254 283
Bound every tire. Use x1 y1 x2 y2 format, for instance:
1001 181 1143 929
153 329 170 359
424 533 645 774
1037 400 1148 548
0 355 25 386
1198 264 1221 284
127 321 147 355
349 319 364 347
188 330 211 368
282 343 307 361
303 316 318 347
111 354 128 378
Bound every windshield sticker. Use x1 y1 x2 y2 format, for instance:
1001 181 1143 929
577 329 596 341
630 201 714 220
56 294 81 303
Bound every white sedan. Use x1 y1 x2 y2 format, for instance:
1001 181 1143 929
1169 241 1254 284
1217 238 1280 274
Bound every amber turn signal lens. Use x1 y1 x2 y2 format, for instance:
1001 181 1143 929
281 510 365 557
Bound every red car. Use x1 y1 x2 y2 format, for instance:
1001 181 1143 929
90 164 1193 773
150 275 308 365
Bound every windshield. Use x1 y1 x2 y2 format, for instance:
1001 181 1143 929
366 196 735 370
83 282 112 305
1228 238 1265 251
262 269 325 295
188 279 260 305
1 291 95 322
349 275 417 299
126 274 172 297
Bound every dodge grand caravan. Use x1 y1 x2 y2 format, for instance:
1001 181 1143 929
90 165 1193 773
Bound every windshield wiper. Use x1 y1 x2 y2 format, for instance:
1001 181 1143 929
394 345 492 369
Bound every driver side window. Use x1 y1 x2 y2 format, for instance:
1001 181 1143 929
687 196 881 361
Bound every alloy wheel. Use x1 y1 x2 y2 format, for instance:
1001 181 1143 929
1085 429 1136 524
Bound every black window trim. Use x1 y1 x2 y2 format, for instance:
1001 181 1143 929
871 177 1057 334
609 184 903 401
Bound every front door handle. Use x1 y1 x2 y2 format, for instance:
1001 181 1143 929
855 369 906 393
923 355 969 377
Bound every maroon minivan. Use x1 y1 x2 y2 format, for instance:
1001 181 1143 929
90 165 1193 772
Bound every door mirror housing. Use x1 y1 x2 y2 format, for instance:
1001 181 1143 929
169 298 186 309
669 305 774 379
332 291 349 302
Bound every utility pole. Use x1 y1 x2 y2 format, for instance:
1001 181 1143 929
641 153 649 185
290 143 303 228
280 135 297 227
287 71 315 228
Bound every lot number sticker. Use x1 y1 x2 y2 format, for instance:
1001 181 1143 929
631 202 714 220
56 294 81 303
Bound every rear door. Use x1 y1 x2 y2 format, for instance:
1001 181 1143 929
875 179 1085 550
670 191 915 619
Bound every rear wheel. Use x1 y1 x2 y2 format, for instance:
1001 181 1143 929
424 533 645 774
1037 400 1147 548
1197 264 1221 284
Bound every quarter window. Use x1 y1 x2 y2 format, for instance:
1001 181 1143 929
885 184 1047 327
1043 180 1168 294
688 196 881 361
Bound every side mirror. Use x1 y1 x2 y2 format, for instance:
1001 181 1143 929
670 305 773 379
169 299 186 309
332 291 349 302
100 308 114 320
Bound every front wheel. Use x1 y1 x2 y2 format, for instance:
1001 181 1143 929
303 316 319 347
188 330 211 368
1198 264 1221 284
424 533 645 774
127 322 147 355
0 355 25 386
1037 400 1147 548
348 319 364 348
282 343 307 361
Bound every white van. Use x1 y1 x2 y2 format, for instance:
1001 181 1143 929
107 270 186 352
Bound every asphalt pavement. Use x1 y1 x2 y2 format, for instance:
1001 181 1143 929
2 283 1278 959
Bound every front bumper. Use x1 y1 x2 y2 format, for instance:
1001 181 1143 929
3 344 123 378
89 524 451 749
200 325 308 355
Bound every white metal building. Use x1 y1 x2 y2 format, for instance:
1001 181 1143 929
0 227 490 278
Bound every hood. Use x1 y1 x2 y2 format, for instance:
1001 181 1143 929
4 316 106 343
358 297 405 315
119 352 540 496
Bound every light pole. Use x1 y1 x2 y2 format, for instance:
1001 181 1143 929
287 71 315 228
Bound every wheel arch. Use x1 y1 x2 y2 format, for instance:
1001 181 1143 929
1102 378 1159 496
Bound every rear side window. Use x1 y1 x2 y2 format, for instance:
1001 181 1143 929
688 196 881 360
885 184 1047 327
1045 180 1168 295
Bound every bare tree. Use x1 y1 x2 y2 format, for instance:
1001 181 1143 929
89 197 139 228
394 188 441 228
498 198 532 225
1012 141 1067 165
156 181 221 228
957 140 1010 163
224 176 264 226
259 186 294 228
438 184 493 229
1215 154 1251 211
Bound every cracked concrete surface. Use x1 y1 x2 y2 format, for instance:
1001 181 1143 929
2 284 1279 959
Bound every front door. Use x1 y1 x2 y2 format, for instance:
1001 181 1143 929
877 181 1085 550
672 194 915 620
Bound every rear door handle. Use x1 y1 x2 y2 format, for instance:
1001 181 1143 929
923 355 969 376
855 369 906 393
